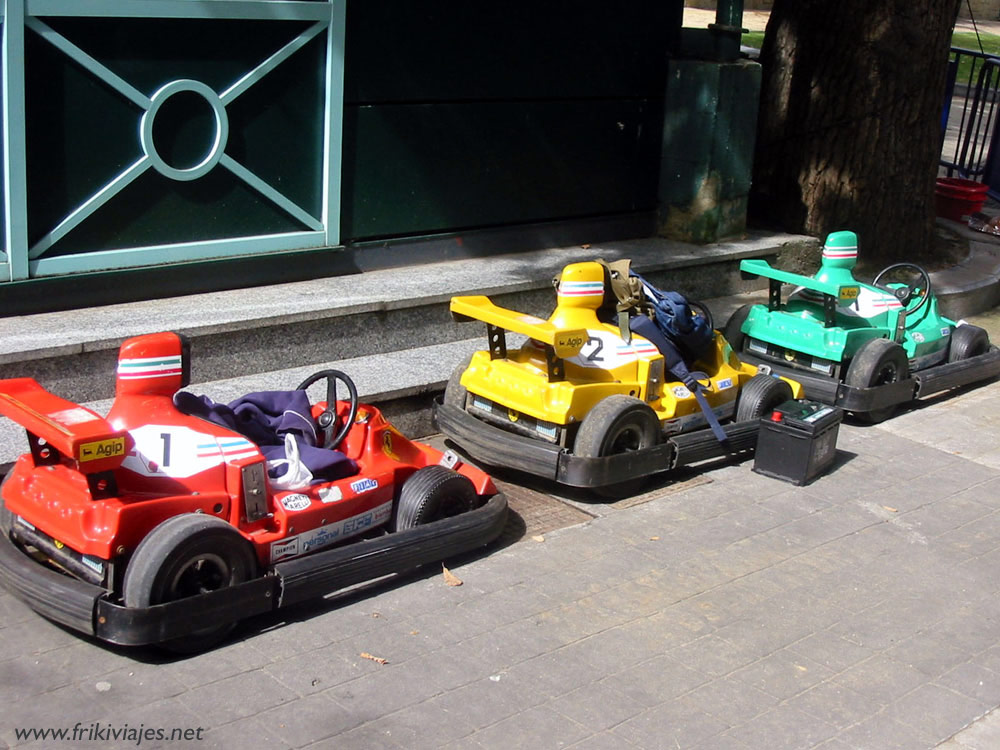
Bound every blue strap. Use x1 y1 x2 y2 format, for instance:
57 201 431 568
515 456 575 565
684 373 729 444
629 316 728 444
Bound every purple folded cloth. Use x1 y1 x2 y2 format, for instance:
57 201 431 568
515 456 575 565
174 390 358 482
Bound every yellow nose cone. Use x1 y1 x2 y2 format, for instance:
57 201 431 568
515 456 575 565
556 262 606 309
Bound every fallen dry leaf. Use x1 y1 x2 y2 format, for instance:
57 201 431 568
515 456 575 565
883 506 898 513
531 534 545 543
650 536 660 541
360 652 387 665
442 565 463 587
371 612 381 618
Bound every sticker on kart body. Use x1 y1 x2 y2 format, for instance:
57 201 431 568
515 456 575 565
382 429 399 461
79 436 126 462
280 494 311 511
838 285 860 302
672 385 692 399
566 330 657 370
270 501 393 562
81 555 105 577
717 378 733 390
319 486 343 504
350 478 378 494
49 407 100 426
121 424 259 478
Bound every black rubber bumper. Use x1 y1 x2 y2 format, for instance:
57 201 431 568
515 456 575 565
0 493 508 647
740 346 1000 414
0 520 102 634
434 400 761 488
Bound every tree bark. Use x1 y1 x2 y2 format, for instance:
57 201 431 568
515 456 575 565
751 0 962 264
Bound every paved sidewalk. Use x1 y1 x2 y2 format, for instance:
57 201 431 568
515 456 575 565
3 366 1000 748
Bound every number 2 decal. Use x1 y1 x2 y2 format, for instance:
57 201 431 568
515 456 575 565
581 336 604 362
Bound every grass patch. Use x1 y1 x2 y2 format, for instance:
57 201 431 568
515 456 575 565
951 31 1000 85
739 29 1000 88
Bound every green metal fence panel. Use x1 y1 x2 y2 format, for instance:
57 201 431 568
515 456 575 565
3 0 344 280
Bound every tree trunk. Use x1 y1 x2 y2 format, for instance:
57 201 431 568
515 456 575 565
751 0 962 265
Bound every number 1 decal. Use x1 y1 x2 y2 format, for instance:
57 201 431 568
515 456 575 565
159 432 171 467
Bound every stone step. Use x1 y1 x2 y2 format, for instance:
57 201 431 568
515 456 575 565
0 231 818 406
0 289 772 469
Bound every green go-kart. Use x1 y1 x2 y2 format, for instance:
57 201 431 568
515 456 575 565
726 230 1000 422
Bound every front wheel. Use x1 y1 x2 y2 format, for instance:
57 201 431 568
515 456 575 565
123 514 258 653
394 466 478 531
845 338 909 423
574 395 660 498
948 324 990 363
735 374 794 422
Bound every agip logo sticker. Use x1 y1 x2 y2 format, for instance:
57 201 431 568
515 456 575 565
79 437 126 463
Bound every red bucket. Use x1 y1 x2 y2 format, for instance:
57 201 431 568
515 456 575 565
935 177 989 221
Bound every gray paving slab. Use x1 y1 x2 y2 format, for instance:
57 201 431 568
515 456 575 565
6 325 1000 748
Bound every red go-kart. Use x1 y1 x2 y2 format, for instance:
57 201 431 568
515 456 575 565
0 332 507 651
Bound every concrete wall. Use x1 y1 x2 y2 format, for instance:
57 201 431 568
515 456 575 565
958 0 1000 18
684 1 773 9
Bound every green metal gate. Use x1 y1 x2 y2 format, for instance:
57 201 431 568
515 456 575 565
1 0 344 282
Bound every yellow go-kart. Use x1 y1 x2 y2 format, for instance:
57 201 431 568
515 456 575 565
434 261 804 495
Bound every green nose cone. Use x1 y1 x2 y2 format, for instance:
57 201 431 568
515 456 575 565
815 230 859 285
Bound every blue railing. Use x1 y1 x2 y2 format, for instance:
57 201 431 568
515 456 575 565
941 47 1000 189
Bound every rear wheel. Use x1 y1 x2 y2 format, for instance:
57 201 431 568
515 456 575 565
443 356 473 410
948 324 990 362
724 304 753 355
845 338 909 423
394 466 478 531
123 514 257 653
735 374 794 422
574 395 660 498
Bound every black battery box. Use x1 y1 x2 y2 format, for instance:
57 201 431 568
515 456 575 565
752 400 842 486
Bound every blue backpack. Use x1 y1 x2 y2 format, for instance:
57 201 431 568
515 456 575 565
628 273 728 443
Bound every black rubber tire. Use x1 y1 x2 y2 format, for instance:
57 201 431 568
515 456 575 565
394 466 478 531
123 514 257 653
0 474 13 539
573 395 660 498
948 324 990 363
724 304 753 355
845 338 909 423
735 374 794 422
443 355 473 410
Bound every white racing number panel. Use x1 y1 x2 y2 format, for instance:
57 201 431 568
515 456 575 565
120 424 259 478
565 329 659 370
